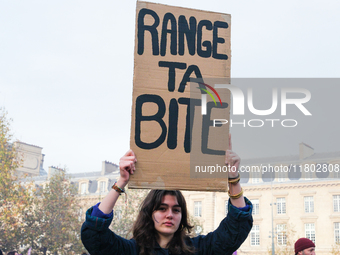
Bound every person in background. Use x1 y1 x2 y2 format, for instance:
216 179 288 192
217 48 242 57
294 238 316 255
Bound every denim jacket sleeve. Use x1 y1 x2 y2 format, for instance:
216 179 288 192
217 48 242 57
190 197 253 255
81 206 139 255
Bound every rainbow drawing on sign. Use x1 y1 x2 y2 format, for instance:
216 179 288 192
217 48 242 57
197 82 223 106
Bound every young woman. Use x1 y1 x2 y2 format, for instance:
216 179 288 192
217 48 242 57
81 140 253 255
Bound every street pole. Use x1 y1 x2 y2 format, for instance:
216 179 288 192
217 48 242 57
271 179 275 255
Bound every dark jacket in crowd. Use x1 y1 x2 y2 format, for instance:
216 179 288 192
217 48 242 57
81 198 253 255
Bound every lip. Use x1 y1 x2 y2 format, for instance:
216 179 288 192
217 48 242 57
163 221 174 226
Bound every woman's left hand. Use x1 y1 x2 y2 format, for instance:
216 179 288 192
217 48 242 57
225 134 240 178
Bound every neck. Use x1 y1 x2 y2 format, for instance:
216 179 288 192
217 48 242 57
157 234 173 248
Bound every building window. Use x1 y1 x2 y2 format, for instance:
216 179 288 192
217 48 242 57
194 201 202 217
251 199 259 215
252 171 261 183
80 183 87 195
304 196 314 213
277 197 286 214
225 200 228 216
304 168 313 180
334 195 340 212
305 223 315 243
335 222 340 244
334 171 340 179
277 171 286 182
250 225 260 246
99 181 106 193
277 224 287 246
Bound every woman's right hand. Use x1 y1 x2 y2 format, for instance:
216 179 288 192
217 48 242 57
119 149 137 185
98 150 137 214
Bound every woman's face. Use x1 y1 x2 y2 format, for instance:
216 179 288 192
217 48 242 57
152 194 182 239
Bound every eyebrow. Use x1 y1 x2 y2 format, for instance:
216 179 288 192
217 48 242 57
160 203 181 208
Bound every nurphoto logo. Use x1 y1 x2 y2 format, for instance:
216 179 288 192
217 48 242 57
194 80 312 128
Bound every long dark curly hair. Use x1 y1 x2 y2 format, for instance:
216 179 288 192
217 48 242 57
132 190 195 255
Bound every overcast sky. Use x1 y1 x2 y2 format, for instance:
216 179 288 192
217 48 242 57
1 0 339 173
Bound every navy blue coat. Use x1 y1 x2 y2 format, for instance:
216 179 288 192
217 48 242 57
81 198 253 255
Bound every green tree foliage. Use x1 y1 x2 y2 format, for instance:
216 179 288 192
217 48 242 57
110 187 149 238
0 108 84 254
22 170 84 255
0 109 32 252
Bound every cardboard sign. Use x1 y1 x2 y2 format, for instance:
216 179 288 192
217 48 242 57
130 1 231 191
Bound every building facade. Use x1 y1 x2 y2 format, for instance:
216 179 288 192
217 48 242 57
19 142 340 254
26 161 121 222
182 143 340 255
15 141 46 177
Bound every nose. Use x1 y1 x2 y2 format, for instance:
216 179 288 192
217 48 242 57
166 209 173 219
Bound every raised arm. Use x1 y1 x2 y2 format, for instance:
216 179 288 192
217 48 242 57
225 134 246 208
81 150 138 254
190 135 252 255
98 149 137 214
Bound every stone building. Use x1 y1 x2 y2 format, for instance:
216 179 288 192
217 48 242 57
15 142 120 213
17 142 340 254
183 143 340 255
14 141 46 177
26 161 121 222
72 161 121 219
